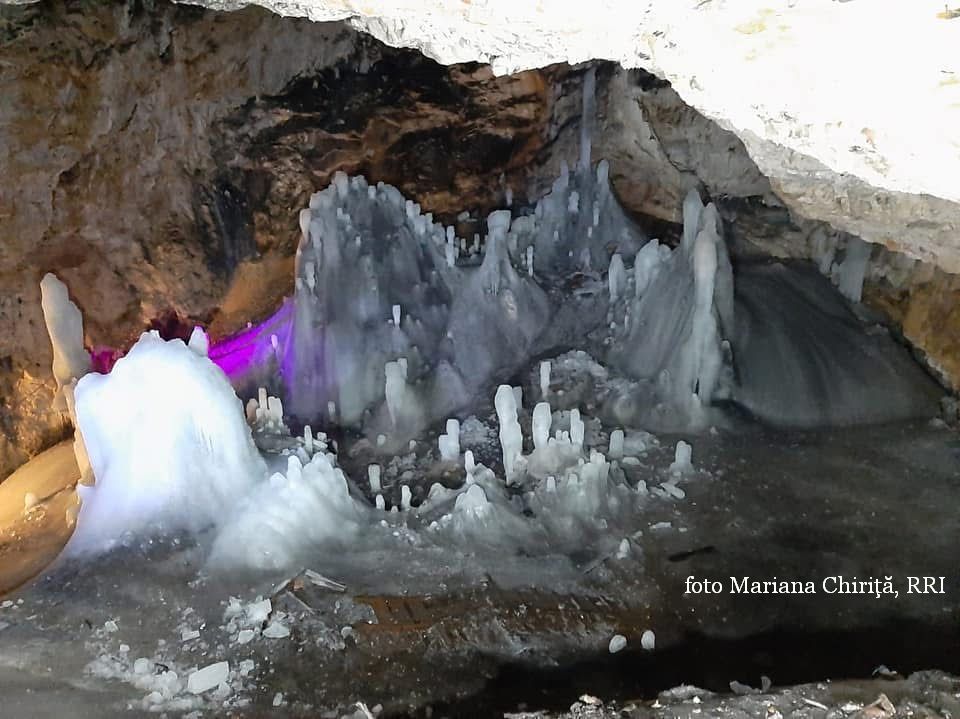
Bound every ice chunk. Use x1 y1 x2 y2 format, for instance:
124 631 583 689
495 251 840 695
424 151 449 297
495 385 523 481
246 598 272 625
133 658 151 675
263 622 290 639
609 634 627 653
641 629 656 650
187 662 229 694
616 538 630 559
237 629 254 644
400 485 412 511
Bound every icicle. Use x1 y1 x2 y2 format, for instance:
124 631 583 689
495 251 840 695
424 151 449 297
578 66 596 171
505 187 513 207
303 425 314 453
464 450 476 473
392 304 401 327
834 237 871 303
327 401 337 421
526 245 534 277
375 494 385 510
400 485 412 510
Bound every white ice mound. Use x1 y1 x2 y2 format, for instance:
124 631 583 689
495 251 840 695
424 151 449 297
209 451 368 571
69 332 266 554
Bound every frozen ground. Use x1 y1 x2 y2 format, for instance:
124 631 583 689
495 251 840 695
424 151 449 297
1 412 958 717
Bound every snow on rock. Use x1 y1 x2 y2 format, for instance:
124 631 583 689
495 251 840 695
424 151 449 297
68 332 267 555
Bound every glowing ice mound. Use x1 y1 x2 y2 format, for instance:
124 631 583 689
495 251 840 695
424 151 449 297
209 451 369 571
69 332 267 554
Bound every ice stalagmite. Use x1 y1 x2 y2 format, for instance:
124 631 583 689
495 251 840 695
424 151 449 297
39 273 92 411
606 190 734 431
495 385 523 482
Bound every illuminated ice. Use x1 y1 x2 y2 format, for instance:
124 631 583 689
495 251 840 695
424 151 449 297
69 332 266 554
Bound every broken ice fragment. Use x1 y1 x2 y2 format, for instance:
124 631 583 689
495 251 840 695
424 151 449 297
263 622 290 639
608 634 627 653
641 629 656 650
187 662 230 694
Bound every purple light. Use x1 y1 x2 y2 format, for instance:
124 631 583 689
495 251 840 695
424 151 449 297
208 299 294 382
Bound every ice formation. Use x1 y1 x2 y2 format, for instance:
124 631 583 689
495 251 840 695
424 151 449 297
606 191 734 431
68 332 267 554
39 273 92 410
495 385 523 482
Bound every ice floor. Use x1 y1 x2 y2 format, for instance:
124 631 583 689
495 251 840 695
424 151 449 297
1 414 958 718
